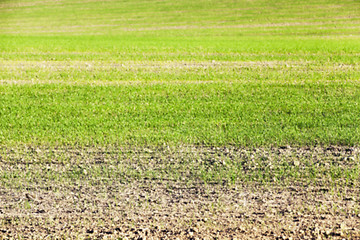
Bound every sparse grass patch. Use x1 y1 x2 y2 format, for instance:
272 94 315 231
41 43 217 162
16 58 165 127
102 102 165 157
1 146 360 238
1 146 359 187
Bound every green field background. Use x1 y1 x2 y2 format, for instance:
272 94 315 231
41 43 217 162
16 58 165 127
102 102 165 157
1 0 360 146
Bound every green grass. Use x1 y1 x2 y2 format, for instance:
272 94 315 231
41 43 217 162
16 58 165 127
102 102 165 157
1 0 359 36
1 82 360 146
1 0 360 147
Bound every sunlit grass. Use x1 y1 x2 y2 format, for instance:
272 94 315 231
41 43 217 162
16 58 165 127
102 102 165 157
0 0 360 147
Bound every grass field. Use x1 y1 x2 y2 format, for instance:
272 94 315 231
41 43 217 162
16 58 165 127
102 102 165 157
1 37 360 147
1 0 360 239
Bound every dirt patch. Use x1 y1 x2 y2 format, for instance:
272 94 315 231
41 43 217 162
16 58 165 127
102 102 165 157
0 146 360 239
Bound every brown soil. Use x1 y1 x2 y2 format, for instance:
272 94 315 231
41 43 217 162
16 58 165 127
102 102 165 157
0 146 360 239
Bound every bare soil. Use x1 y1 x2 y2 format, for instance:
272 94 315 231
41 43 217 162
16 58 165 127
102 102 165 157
0 146 360 239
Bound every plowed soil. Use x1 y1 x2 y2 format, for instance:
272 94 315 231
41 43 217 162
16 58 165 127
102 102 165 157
1 146 360 239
